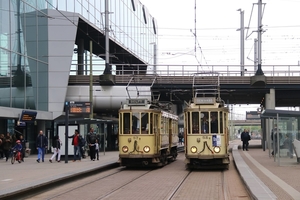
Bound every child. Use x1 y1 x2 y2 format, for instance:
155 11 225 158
12 140 22 162
95 139 99 160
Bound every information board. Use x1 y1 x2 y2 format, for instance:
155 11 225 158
69 101 91 114
20 110 37 122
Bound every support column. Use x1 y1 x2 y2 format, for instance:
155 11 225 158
265 88 275 150
77 39 84 75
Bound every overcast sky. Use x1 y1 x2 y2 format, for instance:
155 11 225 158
140 0 300 117
140 0 300 66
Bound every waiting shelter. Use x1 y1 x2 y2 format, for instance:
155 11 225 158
260 109 300 166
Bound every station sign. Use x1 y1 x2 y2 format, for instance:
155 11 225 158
246 111 260 120
69 101 91 114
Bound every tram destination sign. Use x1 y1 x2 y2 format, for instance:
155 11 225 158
194 97 215 105
127 99 147 106
69 101 91 114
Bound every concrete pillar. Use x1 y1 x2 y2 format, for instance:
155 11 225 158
77 39 84 75
265 89 275 150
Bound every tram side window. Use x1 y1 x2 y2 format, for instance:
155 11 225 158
153 113 158 134
132 112 140 134
220 111 224 134
141 112 149 134
123 113 130 134
201 112 209 134
192 112 199 133
211 111 218 133
161 116 168 134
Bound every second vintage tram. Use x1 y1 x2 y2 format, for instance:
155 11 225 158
184 73 230 169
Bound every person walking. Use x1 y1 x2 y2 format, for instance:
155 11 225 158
49 135 62 163
36 130 48 163
86 128 97 161
68 129 82 162
241 129 251 151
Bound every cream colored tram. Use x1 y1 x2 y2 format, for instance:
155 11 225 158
118 99 178 167
184 97 230 169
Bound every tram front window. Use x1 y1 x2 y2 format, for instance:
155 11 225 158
201 112 209 134
211 112 218 133
123 113 130 134
132 112 140 134
141 112 149 134
192 112 199 133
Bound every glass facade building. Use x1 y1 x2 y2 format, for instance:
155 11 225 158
0 0 157 113
0 0 157 147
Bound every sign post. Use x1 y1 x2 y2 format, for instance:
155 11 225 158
65 102 69 163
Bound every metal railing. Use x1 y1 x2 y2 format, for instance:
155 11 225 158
67 64 300 85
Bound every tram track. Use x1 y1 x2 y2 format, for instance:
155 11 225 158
22 153 250 200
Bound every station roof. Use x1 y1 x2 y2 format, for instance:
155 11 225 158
260 109 300 118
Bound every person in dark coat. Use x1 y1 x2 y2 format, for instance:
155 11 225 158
3 132 12 162
241 129 251 151
36 130 48 163
86 128 97 161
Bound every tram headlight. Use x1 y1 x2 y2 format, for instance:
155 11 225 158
190 146 197 153
213 146 221 153
122 146 129 153
143 146 150 153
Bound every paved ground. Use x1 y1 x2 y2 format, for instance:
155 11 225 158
0 139 299 200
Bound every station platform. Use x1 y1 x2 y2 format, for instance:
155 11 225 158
0 140 299 200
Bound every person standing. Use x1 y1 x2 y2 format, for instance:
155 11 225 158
36 130 48 163
95 139 99 160
86 128 97 161
68 129 82 162
19 135 26 162
49 135 62 163
3 132 12 162
241 129 251 151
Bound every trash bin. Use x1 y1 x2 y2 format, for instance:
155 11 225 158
25 142 31 157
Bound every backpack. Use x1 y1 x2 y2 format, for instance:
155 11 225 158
88 133 96 144
79 136 86 147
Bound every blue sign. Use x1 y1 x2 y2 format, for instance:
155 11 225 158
212 135 217 146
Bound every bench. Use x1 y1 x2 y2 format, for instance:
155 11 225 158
292 139 300 163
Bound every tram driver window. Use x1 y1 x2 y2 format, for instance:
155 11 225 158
201 112 209 134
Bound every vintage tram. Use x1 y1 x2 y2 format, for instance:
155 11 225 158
118 98 179 167
184 73 230 169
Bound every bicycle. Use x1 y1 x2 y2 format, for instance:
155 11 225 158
11 150 22 164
